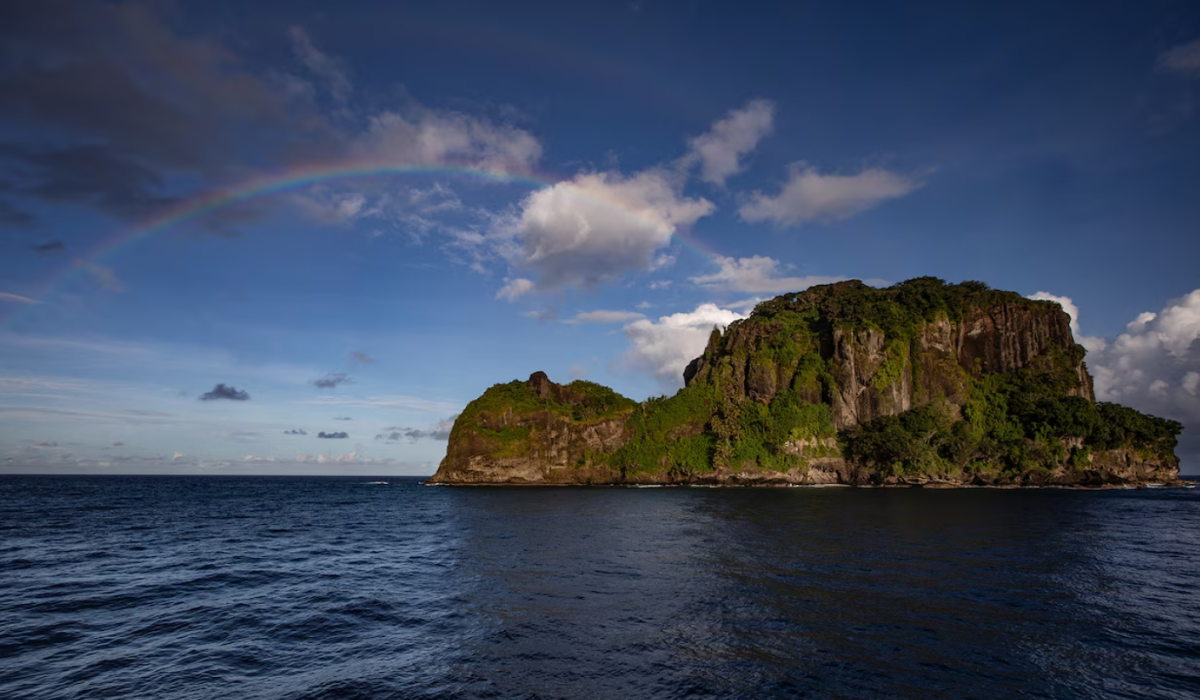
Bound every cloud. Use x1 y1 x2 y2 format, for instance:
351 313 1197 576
0 292 41 305
0 1 335 226
739 164 923 227
1159 38 1200 75
376 415 456 442
297 394 460 414
317 431 349 439
354 107 542 174
691 255 847 294
312 373 353 389
112 442 124 447
199 383 250 401
566 310 647 324
74 260 124 293
288 27 352 103
622 303 746 388
0 143 175 218
1081 289 1200 463
1026 292 1107 354
504 169 713 293
496 277 535 301
333 416 353 421
31 240 66 255
0 4 541 235
685 99 775 186
283 429 308 435
348 352 375 365
34 441 58 448
523 308 559 323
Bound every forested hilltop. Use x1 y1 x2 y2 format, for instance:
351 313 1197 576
430 278 1182 486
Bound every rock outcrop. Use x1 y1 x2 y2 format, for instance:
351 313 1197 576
430 279 1182 487
427 373 633 485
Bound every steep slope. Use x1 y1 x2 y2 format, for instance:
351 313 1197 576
430 278 1182 486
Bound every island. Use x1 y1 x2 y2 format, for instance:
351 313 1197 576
429 278 1183 487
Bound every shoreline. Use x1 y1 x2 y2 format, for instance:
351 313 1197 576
424 480 1193 489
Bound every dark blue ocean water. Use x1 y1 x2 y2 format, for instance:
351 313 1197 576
1 477 1198 699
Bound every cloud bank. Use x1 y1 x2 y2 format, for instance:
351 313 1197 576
622 304 746 389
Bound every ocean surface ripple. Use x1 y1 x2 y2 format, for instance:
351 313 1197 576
1 476 1198 699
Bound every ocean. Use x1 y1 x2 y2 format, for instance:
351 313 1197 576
1 476 1197 699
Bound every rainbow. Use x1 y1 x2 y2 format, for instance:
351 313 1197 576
2 161 724 329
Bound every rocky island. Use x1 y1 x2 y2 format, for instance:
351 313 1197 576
429 278 1183 487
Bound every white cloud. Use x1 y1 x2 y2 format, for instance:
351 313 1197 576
1027 292 1107 354
288 27 352 103
1159 37 1200 75
622 303 746 388
506 169 713 292
691 255 847 294
1086 289 1200 463
496 277 535 301
739 164 922 227
355 108 542 174
685 99 775 186
565 310 646 324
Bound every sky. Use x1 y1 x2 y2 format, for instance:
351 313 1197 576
1 0 1199 475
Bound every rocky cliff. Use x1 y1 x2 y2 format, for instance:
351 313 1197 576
430 278 1181 487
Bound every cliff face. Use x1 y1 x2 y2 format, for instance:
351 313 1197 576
430 279 1181 487
428 372 631 485
684 289 1094 431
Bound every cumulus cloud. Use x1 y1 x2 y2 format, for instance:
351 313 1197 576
691 255 847 294
565 310 647 324
622 304 746 388
739 164 923 227
317 431 349 439
1026 292 1107 354
200 383 250 401
312 373 353 389
283 428 308 435
1159 37 1200 75
1078 289 1200 463
503 170 713 294
496 277 536 301
685 99 775 186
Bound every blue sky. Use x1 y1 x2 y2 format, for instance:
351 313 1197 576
2 0 1200 474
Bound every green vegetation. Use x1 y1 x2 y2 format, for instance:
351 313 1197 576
605 383 720 477
454 377 637 440
844 362 1182 479
751 277 1036 338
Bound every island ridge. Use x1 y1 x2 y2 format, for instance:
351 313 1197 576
429 278 1182 487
